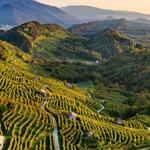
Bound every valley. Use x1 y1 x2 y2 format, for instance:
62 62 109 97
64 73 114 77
0 1 150 149
0 20 149 150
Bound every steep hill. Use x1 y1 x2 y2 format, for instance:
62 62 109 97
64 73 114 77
0 21 70 53
86 28 138 58
0 22 141 61
0 40 32 62
0 0 77 27
0 45 150 150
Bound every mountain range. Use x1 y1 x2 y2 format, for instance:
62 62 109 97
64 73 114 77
0 0 78 27
62 6 150 22
0 1 150 27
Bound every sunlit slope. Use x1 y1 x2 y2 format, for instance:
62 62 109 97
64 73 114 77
0 21 92 62
0 60 150 150
0 40 32 63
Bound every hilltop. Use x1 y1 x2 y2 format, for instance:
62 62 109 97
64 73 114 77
69 18 150 49
0 21 141 61
0 21 70 52
86 28 137 58
0 21 92 62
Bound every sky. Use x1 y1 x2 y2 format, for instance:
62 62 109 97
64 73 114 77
36 0 150 14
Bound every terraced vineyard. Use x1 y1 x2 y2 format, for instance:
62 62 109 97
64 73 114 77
0 60 150 150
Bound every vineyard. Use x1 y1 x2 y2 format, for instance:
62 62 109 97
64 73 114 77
0 60 150 150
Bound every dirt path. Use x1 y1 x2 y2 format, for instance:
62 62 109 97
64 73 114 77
53 119 61 150
42 91 60 150
97 104 105 113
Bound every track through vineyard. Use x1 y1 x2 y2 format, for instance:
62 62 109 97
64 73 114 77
0 61 150 150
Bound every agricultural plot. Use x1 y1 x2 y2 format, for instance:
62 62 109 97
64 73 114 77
0 61 150 150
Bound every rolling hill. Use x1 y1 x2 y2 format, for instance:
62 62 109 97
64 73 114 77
86 28 136 58
69 18 150 36
0 21 150 150
0 21 140 61
0 37 150 150
0 21 91 62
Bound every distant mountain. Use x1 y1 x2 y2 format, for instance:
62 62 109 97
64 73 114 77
105 16 116 21
62 6 150 22
0 0 78 27
69 18 150 36
132 18 150 24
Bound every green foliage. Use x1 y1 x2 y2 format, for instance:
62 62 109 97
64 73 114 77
0 40 32 63
99 50 150 91
87 28 135 58
0 22 150 150
0 40 16 62
88 50 101 60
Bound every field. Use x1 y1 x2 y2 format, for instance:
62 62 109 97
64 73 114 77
0 60 150 150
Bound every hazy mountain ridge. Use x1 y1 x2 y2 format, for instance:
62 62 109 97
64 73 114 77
0 0 78 27
69 18 150 35
62 5 150 22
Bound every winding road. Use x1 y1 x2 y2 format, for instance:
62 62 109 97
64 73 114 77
97 104 105 113
53 120 61 150
87 92 105 113
41 90 60 150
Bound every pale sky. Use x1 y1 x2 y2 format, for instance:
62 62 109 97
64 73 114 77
36 0 150 14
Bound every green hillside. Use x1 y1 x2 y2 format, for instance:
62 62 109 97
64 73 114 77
87 28 140 58
0 22 150 150
0 40 32 63
0 57 150 150
0 21 97 63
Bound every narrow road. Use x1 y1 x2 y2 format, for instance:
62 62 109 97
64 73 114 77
41 90 60 150
42 94 48 109
87 92 105 114
53 119 61 150
87 92 92 99
97 104 104 113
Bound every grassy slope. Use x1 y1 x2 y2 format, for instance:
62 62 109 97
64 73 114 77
0 59 150 150
0 22 150 149
0 21 97 63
